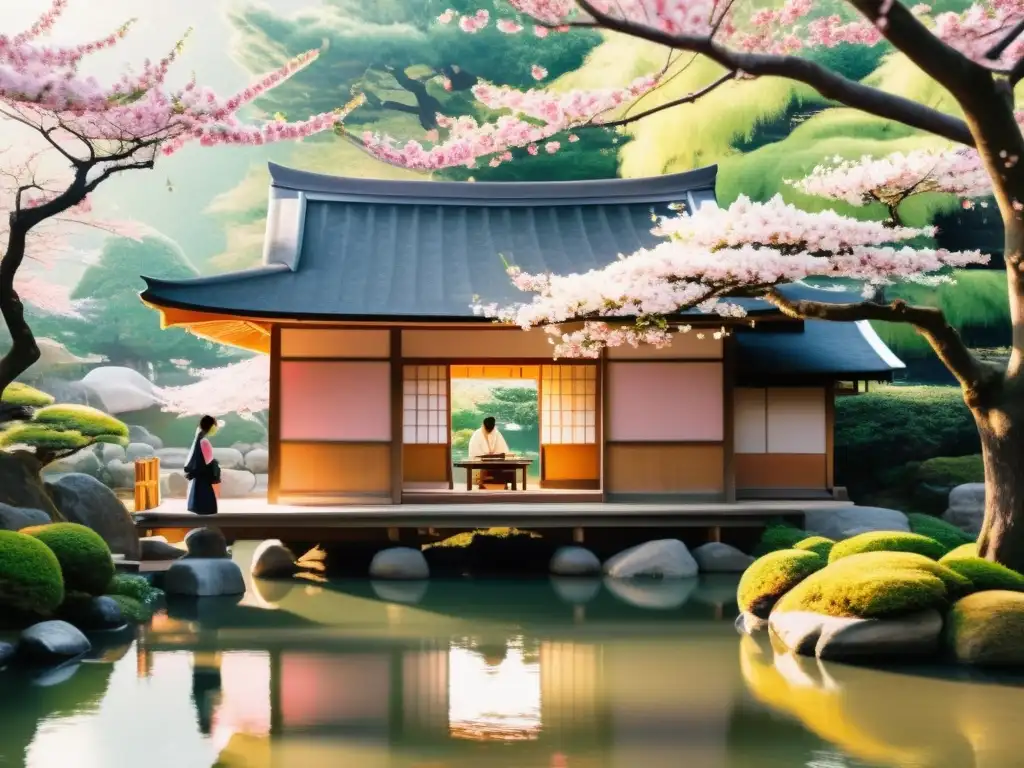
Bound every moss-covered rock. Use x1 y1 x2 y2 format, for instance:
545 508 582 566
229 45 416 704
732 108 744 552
0 405 129 465
829 531 947 563
946 591 1024 666
22 523 114 596
942 543 979 561
942 557 1024 593
794 536 835 559
754 523 811 556
737 549 825 618
107 573 163 605
906 513 974 552
108 594 153 623
0 530 64 618
774 552 970 619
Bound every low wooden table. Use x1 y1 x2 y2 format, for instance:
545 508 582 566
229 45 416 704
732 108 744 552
453 458 534 491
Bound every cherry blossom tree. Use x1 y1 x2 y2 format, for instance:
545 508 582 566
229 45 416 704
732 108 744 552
360 0 1024 569
157 356 270 433
0 0 359 422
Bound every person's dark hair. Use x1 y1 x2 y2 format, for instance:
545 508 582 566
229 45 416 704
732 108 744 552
483 416 496 431
199 415 217 433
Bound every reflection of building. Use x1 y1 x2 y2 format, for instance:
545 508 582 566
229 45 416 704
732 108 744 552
141 164 903 506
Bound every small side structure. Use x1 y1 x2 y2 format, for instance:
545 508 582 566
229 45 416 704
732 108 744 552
140 163 903 506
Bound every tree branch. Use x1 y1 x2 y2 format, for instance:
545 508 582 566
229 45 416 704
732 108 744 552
763 289 995 399
574 0 975 147
595 70 735 129
34 440 98 468
986 18 1024 61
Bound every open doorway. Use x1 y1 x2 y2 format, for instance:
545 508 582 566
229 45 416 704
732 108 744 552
450 374 540 489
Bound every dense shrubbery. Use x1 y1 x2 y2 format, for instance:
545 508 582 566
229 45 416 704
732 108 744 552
754 523 812 556
107 573 163 605
21 523 114 596
829 532 949 562
835 386 980 505
907 513 974 551
1 382 54 408
0 530 64 617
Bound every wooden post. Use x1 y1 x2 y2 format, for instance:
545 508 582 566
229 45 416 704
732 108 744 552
133 457 161 511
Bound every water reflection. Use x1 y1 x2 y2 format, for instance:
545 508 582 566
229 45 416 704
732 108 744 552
3 574 1024 768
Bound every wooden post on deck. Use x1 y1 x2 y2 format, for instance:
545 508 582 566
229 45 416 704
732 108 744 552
134 457 161 511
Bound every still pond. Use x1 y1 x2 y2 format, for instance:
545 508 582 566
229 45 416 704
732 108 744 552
1 544 1023 768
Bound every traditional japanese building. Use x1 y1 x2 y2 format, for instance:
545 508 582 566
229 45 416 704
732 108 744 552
140 163 904 506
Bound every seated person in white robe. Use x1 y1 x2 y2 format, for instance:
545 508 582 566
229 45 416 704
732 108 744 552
468 416 512 488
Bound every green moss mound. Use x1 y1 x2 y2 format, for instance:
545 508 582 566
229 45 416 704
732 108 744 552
33 405 129 442
776 551 970 619
907 513 974 551
108 594 153 623
946 590 1024 666
22 523 114 596
423 527 554 576
942 543 979 561
829 531 947 563
737 549 825 618
0 530 64 617
107 573 163 604
754 523 812 556
943 557 1024 593
2 382 54 408
793 536 834 559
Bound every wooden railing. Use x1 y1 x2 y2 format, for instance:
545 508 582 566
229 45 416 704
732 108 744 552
134 457 161 511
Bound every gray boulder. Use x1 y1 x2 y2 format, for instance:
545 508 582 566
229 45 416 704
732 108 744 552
213 448 245 470
79 367 159 413
369 547 430 579
0 641 14 667
804 506 910 540
769 610 944 660
550 577 602 604
165 471 188 498
163 559 246 597
185 527 229 558
943 483 986 536
105 459 136 489
59 595 125 632
128 425 163 450
99 443 126 464
549 546 601 576
692 542 755 573
219 468 257 498
250 539 297 579
19 621 91 663
45 473 140 559
231 442 254 456
42 449 102 477
244 448 269 474
140 536 185 561
156 447 190 470
0 502 50 532
126 442 155 461
604 539 699 578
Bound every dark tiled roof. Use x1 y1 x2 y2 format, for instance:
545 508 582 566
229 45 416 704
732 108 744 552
737 319 905 382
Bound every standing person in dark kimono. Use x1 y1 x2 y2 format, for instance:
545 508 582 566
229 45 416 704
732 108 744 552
184 415 221 515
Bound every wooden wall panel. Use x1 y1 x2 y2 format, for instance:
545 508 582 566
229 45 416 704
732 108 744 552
402 329 553 358
607 362 723 441
280 328 390 358
736 453 828 489
403 444 449 483
543 444 600 481
278 442 390 494
606 444 724 494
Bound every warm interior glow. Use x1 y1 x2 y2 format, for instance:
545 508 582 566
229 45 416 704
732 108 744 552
447 638 541 741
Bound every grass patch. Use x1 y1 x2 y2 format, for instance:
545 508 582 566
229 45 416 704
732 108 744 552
775 551 970 619
737 549 826 618
829 531 948 563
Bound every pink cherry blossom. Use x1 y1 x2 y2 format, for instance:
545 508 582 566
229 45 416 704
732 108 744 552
497 19 525 33
472 195 988 357
158 356 269 419
531 64 549 80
